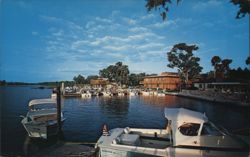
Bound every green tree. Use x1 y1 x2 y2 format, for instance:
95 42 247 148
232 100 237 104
85 75 99 84
231 0 250 19
73 74 85 84
246 56 250 66
99 65 115 81
221 59 233 77
145 0 250 20
145 0 181 20
167 43 203 86
99 62 130 86
211 56 222 79
228 67 250 83
115 62 130 85
211 57 232 80
0 80 6 86
128 73 146 86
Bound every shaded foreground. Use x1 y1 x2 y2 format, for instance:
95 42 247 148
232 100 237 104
31 142 95 157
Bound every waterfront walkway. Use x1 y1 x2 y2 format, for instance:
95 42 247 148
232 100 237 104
173 90 250 107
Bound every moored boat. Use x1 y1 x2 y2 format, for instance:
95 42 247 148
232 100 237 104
21 98 65 139
81 91 92 98
95 108 250 157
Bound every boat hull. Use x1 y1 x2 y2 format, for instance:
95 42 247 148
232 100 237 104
98 146 250 157
22 119 65 139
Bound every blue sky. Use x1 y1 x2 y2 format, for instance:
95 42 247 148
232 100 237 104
0 0 249 82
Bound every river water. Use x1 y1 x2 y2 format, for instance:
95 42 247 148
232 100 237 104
1 86 250 156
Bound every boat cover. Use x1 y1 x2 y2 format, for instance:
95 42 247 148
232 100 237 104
28 99 56 107
164 108 208 124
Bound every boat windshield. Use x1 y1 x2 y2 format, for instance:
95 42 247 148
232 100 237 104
30 103 56 110
201 122 222 136
178 123 200 136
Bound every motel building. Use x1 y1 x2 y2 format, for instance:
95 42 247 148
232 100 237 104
141 72 181 90
90 78 109 89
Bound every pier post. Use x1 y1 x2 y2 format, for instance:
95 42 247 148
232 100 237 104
56 86 62 132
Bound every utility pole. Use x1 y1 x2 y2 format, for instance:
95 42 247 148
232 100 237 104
56 86 62 132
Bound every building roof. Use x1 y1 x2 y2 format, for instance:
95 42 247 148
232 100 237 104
90 78 109 85
164 108 208 124
144 72 179 78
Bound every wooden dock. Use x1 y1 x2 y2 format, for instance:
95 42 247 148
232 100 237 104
31 142 96 157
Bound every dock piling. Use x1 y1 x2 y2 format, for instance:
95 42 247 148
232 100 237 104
56 86 62 133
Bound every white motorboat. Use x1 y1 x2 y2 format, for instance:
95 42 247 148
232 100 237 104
129 91 136 96
81 91 91 98
103 91 112 97
141 91 150 96
118 91 125 96
128 89 138 96
51 93 57 99
157 91 165 97
95 108 250 157
21 99 65 139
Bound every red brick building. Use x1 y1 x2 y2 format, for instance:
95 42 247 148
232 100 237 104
141 72 181 90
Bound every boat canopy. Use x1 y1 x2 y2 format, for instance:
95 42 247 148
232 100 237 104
164 108 208 124
28 99 56 107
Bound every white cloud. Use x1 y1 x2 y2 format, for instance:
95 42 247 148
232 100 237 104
136 43 165 51
151 20 176 28
123 17 136 25
32 31 38 36
95 17 112 23
141 13 155 20
192 0 222 11
40 15 83 30
129 26 149 32
103 45 130 51
52 29 64 36
40 12 172 77
85 21 95 29
111 10 120 17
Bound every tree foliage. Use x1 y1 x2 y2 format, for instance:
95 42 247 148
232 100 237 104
145 0 250 20
145 0 181 20
0 80 6 86
73 74 85 84
228 67 250 82
167 43 203 84
85 75 99 84
211 56 232 80
99 62 130 85
246 56 250 65
231 0 250 19
128 73 146 86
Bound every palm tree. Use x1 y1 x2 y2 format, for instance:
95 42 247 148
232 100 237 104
222 59 232 72
211 56 221 79
246 56 250 67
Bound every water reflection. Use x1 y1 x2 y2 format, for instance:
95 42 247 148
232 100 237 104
139 95 178 107
98 97 129 115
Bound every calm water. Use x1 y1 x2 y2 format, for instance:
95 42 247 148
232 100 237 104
1 86 250 156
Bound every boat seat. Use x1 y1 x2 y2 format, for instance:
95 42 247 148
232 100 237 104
119 134 140 146
140 136 170 142
124 127 130 134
